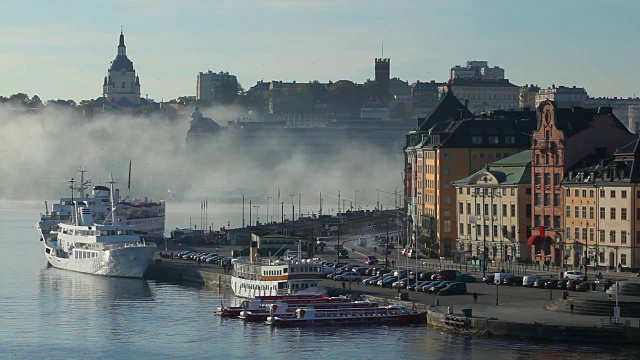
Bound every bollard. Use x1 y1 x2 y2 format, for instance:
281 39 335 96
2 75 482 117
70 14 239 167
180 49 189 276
435 299 440 306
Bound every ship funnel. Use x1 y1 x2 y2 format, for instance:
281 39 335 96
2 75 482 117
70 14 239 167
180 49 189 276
77 207 94 226
250 239 259 263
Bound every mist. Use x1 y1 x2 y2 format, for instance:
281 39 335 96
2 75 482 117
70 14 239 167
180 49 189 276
0 104 405 226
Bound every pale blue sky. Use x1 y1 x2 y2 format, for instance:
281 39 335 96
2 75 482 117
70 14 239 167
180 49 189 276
0 0 638 102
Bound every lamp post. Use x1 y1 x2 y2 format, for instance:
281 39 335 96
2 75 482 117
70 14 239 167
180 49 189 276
355 190 359 211
289 194 295 220
266 197 271 223
253 205 260 225
376 188 380 211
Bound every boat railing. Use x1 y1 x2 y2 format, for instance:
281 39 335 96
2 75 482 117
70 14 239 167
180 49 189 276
102 241 157 251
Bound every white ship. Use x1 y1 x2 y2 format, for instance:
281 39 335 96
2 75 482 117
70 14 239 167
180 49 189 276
231 241 324 298
37 169 165 241
35 176 157 278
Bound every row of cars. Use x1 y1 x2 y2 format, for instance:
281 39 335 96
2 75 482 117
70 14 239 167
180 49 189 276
482 273 593 291
171 250 232 266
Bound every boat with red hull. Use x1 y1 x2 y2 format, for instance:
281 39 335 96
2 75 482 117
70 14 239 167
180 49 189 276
265 305 426 326
216 294 344 318
239 300 378 322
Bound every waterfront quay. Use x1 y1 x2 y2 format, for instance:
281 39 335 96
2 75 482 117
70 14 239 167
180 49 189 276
147 232 640 343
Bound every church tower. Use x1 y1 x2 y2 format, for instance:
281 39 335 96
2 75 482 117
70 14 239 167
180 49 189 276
103 30 141 105
375 57 390 94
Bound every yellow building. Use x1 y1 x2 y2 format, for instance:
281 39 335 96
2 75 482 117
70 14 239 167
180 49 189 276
404 85 536 257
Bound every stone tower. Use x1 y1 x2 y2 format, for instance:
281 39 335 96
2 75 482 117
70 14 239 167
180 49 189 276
375 58 390 93
102 30 141 105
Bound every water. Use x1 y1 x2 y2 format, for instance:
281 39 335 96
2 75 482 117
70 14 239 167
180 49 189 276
0 200 637 359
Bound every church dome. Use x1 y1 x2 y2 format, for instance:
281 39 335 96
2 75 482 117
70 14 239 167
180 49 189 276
110 56 134 72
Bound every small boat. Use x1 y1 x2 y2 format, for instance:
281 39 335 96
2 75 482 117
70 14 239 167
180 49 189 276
239 300 378 322
265 305 426 326
216 294 335 317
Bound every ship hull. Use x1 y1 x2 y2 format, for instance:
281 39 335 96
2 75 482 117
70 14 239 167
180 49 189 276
44 243 156 278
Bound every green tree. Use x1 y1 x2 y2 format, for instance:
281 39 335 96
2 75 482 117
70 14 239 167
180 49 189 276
46 99 77 108
327 80 366 114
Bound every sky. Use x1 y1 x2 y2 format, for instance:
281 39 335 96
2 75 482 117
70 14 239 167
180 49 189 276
0 0 639 102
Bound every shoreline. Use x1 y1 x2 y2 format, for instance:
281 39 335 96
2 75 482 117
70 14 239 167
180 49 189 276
145 259 640 344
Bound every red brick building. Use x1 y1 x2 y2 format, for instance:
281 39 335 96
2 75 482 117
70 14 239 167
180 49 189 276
528 100 635 265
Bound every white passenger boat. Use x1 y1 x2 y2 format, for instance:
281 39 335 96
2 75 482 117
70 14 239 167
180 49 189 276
35 177 157 278
230 241 324 298
36 169 165 243
265 305 426 326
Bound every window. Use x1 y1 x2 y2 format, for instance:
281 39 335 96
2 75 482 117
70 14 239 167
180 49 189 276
554 173 560 185
566 205 571 218
554 194 560 206
510 225 516 240
611 190 616 198
611 208 616 220
622 208 627 221
535 173 541 185
600 230 605 243
546 154 550 164
505 136 515 144
574 227 580 240
622 231 627 244
122 81 126 88
535 215 541 226
610 230 616 243
582 227 587 241
589 228 594 241
511 204 516 217
582 190 587 198
492 204 498 216
589 206 594 219
600 189 605 198
544 193 551 206
621 254 627 266
589 190 594 198
476 225 481 236
575 206 580 218
600 207 605 219
472 136 482 144
536 154 540 164
554 216 561 228
444 152 451 160
467 203 471 214
476 203 481 215
488 136 499 144
574 189 579 197
544 173 551 185
511 188 515 196
444 195 451 204
467 188 471 195
502 204 507 217
467 224 471 236
443 166 451 175
484 225 489 237
526 204 532 217
484 204 489 215
565 189 570 197
535 193 541 205
637 190 640 198
622 190 627 199
479 153 484 159
582 206 587 219
459 202 464 214
544 215 551 227
459 224 464 235
493 225 498 237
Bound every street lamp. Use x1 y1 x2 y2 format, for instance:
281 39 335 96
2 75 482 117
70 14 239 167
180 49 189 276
253 205 260 225
375 188 380 211
266 197 271 224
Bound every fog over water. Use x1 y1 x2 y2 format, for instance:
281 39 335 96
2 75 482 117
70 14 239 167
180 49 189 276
0 104 404 219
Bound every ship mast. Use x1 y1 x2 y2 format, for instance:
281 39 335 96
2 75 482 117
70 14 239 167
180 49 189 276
107 174 117 226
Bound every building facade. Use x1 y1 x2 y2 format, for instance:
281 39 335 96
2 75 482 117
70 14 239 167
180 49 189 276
519 84 540 109
528 100 636 266
102 31 141 105
449 60 505 81
535 85 587 109
196 70 238 103
404 86 536 257
453 151 532 264
438 79 520 114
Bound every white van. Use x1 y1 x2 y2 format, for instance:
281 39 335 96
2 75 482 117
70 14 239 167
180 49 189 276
522 275 541 287
494 272 513 285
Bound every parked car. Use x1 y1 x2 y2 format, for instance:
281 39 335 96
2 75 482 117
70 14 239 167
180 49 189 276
335 273 361 282
494 273 513 285
435 270 458 281
533 279 551 289
438 282 468 296
422 281 442 292
545 279 559 289
566 279 582 290
353 267 368 276
363 276 381 285
503 276 523 286
563 271 587 281
522 275 541 287
379 276 399 288
576 281 591 292
377 269 392 277
419 272 435 281
557 280 569 289
327 270 347 279
455 274 477 283
483 275 495 284
408 281 430 292
364 255 378 265
429 281 454 294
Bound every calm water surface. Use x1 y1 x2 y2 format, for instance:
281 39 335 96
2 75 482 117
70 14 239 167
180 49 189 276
0 200 636 359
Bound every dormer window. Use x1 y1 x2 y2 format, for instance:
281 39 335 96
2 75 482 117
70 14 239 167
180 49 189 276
121 70 126 75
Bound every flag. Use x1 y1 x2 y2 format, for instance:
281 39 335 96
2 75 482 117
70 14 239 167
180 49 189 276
539 226 545 238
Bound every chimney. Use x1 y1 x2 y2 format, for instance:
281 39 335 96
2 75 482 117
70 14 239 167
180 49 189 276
249 237 259 263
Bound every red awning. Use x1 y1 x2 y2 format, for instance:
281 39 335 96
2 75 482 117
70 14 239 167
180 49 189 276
527 235 542 246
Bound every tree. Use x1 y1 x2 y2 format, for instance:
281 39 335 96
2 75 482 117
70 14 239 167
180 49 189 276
8 93 30 107
46 99 77 108
28 95 44 109
327 80 366 114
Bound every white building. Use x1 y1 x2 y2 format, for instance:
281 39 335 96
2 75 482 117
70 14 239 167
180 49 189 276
438 79 520 114
102 31 141 105
196 70 238 102
450 60 505 81
534 85 587 109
